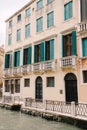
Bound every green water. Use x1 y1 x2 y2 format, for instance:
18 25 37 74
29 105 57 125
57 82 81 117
0 109 83 130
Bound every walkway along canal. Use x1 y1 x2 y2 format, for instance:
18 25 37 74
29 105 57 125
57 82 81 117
0 96 87 129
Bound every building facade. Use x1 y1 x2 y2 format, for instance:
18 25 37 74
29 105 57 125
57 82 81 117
3 0 86 103
0 47 4 96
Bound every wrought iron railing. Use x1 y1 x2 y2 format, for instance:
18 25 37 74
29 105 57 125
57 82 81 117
25 98 44 109
46 100 71 114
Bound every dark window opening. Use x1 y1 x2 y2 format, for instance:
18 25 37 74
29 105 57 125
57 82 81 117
83 70 87 83
64 34 72 57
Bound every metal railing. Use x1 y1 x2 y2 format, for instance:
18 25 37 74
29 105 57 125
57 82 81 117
25 98 44 109
46 100 71 114
24 98 87 118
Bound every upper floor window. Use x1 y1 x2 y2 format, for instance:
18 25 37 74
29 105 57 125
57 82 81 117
62 31 76 57
23 46 32 65
17 14 21 22
34 39 54 63
25 24 30 38
64 1 73 21
8 34 12 45
17 29 21 41
9 20 12 28
5 80 10 92
36 17 43 32
25 8 31 17
81 0 87 21
4 53 12 69
47 11 54 28
82 38 87 57
37 0 43 10
45 39 54 60
47 0 53 4
14 51 20 67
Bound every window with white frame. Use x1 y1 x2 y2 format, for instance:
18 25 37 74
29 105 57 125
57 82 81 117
36 17 43 32
17 29 21 41
47 77 55 87
37 0 43 10
25 24 30 38
25 8 31 17
8 34 12 45
47 11 54 28
24 79 30 87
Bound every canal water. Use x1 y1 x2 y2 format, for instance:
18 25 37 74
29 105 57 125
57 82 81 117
0 108 83 130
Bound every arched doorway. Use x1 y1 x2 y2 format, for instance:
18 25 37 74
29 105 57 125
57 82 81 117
64 73 78 103
35 76 43 102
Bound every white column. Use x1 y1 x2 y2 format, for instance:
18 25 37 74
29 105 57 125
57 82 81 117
71 101 76 116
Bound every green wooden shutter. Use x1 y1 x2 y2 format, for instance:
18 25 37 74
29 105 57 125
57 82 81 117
62 35 64 57
14 52 16 67
23 49 25 65
82 38 87 57
40 42 44 62
5 54 8 68
34 45 36 63
28 46 32 64
17 51 20 66
72 31 76 55
50 39 54 60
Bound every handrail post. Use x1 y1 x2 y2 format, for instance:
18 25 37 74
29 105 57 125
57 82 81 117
71 102 76 116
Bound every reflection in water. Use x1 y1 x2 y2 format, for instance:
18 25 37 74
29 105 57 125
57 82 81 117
0 109 83 130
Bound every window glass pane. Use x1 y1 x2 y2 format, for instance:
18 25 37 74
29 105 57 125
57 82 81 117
63 34 72 57
37 0 43 10
64 1 73 20
36 17 43 32
25 24 30 38
5 80 10 92
8 34 12 45
24 79 30 87
47 0 53 4
17 29 21 41
47 11 54 28
47 77 55 87
25 8 31 17
83 71 87 83
17 14 21 22
9 20 12 28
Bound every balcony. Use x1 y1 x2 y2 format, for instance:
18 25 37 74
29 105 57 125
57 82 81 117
60 56 77 68
13 67 21 75
32 63 42 72
32 60 56 73
22 65 31 74
78 21 87 33
4 68 12 77
43 60 56 71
